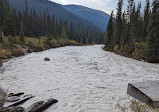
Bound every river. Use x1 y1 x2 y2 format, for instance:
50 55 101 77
0 45 159 112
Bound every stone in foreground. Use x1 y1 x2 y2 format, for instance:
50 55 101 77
127 80 159 108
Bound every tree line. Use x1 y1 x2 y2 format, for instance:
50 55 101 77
104 0 159 63
0 0 104 44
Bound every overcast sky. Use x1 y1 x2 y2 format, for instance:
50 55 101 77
50 0 153 14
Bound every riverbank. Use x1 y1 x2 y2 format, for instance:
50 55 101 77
1 45 159 111
0 38 81 67
102 44 147 63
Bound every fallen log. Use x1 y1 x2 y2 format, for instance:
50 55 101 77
33 98 58 112
25 98 58 112
25 101 44 112
8 93 24 97
3 95 34 107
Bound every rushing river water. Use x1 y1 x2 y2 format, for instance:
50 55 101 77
0 45 159 112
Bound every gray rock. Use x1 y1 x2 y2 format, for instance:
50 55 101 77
127 80 159 108
44 58 50 61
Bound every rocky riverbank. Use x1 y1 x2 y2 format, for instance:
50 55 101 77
0 87 58 112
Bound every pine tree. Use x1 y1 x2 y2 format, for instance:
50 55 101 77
3 0 14 36
126 0 134 22
24 0 29 36
19 21 24 43
61 25 67 39
105 11 114 49
146 0 159 63
112 0 123 47
0 0 5 27
120 11 128 46
143 0 150 40
69 22 74 40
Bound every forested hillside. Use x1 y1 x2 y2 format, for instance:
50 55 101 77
104 0 159 63
63 5 110 31
0 0 105 60
8 0 105 43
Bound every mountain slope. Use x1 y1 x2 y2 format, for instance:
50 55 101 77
9 0 100 32
63 5 110 31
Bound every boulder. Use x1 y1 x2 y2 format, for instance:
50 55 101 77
44 58 50 61
127 80 159 108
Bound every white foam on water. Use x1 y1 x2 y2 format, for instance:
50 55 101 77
0 45 159 112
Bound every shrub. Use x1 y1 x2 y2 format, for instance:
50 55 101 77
132 42 147 60
0 49 11 59
11 47 24 56
50 39 59 48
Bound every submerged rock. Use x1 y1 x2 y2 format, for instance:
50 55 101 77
44 58 50 61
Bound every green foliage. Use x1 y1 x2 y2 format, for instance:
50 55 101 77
105 11 114 49
104 0 159 63
61 25 67 39
19 22 24 43
112 0 123 46
145 0 159 63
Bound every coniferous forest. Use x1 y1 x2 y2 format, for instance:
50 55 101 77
104 0 159 63
0 0 104 59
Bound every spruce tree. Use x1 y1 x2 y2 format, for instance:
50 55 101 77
3 0 14 36
105 11 114 49
0 0 5 26
61 25 67 39
143 0 150 40
120 11 128 47
112 0 123 47
146 0 159 63
19 21 24 43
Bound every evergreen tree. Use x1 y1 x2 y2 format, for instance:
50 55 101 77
24 0 29 36
120 11 128 46
146 0 159 63
19 21 24 43
3 0 14 36
143 0 150 40
61 25 67 39
0 0 5 27
126 0 134 22
69 22 74 40
112 0 123 47
105 11 114 49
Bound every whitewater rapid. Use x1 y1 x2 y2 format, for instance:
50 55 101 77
0 45 159 112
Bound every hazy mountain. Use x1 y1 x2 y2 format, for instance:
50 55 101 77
63 5 110 31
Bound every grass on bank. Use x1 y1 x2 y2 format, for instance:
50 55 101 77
130 100 159 112
0 36 80 59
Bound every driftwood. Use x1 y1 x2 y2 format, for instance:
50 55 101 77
25 101 44 112
3 95 34 107
8 93 24 97
0 89 58 112
1 106 24 112
25 98 58 112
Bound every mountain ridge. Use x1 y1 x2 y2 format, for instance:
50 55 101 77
8 0 109 31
